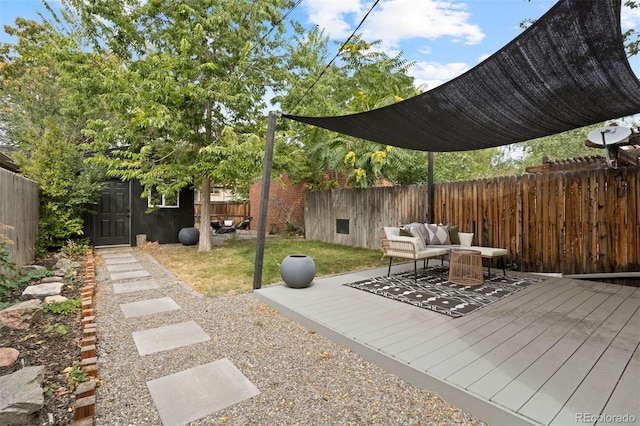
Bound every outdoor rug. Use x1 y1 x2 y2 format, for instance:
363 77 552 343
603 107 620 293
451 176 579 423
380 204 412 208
344 266 544 318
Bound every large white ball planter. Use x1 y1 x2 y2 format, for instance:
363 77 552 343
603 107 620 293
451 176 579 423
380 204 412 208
280 254 316 288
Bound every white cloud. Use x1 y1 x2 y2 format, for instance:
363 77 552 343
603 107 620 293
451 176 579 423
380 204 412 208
303 0 484 48
409 60 470 90
621 2 640 31
302 0 363 39
477 53 491 63
363 0 484 48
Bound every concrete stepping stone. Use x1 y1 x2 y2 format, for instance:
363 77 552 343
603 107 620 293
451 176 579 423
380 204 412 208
103 256 138 265
107 263 144 273
101 252 134 259
113 279 159 294
109 269 151 281
120 297 180 318
132 321 210 356
147 358 259 426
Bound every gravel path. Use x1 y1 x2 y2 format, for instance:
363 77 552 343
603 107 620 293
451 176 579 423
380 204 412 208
94 248 488 425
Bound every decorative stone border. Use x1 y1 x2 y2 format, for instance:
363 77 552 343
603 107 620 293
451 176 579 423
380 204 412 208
71 249 97 426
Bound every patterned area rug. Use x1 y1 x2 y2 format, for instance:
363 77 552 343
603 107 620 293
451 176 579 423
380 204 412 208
344 266 543 318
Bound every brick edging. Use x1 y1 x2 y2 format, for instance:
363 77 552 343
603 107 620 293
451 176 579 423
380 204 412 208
72 248 97 426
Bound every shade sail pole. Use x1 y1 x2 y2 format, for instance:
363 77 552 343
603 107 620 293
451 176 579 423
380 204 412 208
427 151 434 223
253 111 277 290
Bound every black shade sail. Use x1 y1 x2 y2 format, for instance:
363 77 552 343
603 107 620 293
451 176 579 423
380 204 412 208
283 0 640 152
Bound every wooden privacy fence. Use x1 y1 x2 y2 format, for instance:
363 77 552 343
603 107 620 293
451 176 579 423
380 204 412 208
194 201 250 226
305 166 639 275
0 168 39 270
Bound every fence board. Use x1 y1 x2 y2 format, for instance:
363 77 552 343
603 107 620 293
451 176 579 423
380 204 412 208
632 169 640 266
0 168 39 270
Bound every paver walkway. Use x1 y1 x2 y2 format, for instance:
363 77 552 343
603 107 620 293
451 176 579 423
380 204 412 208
97 248 259 425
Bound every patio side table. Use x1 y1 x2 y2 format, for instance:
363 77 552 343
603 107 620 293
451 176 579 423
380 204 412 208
448 249 484 286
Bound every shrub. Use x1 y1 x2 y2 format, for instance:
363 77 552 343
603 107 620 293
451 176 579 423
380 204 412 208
62 238 90 259
44 298 82 315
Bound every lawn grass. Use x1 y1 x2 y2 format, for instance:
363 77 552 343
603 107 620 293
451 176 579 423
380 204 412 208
142 235 387 297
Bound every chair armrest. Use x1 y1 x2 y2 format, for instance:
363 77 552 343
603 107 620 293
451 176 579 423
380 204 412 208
381 238 419 260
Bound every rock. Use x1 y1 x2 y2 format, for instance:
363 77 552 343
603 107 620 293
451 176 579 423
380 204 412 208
0 300 42 330
44 295 67 303
21 283 63 300
0 348 19 367
39 276 64 284
0 366 45 425
19 265 47 275
53 258 80 274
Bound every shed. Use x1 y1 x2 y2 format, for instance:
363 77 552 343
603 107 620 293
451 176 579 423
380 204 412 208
83 178 194 247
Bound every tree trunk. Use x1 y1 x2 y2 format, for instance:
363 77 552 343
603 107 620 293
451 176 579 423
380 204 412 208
198 99 214 252
198 177 212 252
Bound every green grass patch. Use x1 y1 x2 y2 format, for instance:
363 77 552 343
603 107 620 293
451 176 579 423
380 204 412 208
145 236 386 297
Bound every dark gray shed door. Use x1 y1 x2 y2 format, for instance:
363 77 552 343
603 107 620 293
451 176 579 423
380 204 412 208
94 180 131 246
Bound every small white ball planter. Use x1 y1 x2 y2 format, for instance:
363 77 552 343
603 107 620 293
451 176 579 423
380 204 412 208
280 254 316 288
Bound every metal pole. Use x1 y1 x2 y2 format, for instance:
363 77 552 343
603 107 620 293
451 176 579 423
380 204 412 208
427 151 434 223
253 111 277 290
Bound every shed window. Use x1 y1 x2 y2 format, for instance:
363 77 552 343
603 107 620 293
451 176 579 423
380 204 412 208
148 189 179 208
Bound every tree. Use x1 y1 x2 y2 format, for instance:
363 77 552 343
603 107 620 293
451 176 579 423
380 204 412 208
275 32 431 188
0 16 106 250
512 123 608 171
64 0 296 251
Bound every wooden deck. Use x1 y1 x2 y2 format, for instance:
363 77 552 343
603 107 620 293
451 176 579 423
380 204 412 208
254 263 640 426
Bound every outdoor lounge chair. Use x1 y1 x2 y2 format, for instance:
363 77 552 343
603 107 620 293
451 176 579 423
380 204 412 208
234 216 252 234
380 227 448 280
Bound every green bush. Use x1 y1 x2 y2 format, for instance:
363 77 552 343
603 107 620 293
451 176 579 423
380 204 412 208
284 222 304 236
0 239 16 307
1 239 52 305
45 324 69 335
62 239 90 259
43 298 82 315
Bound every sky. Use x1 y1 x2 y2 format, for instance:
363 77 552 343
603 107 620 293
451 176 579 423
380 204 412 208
1 0 640 103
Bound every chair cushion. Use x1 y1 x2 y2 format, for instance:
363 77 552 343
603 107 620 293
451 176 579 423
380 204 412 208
459 232 474 247
472 246 508 257
404 222 429 250
447 225 460 244
399 226 413 237
426 224 451 245
383 227 400 238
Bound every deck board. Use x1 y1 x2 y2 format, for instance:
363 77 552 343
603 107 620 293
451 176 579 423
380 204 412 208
378 278 564 356
599 345 640 425
400 280 581 366
550 309 640 425
428 280 599 380
463 282 611 395
517 288 639 424
254 264 640 426
492 285 635 413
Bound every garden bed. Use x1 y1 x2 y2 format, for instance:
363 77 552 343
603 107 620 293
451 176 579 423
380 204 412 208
0 253 86 425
